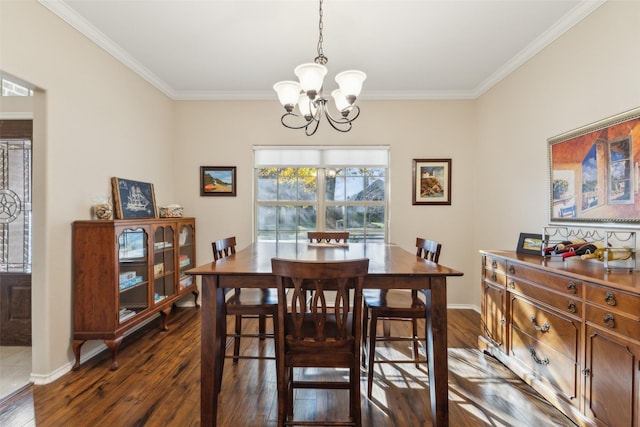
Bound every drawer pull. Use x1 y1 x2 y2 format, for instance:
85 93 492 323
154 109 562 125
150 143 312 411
492 260 497 268
567 282 577 294
605 292 616 306
603 313 615 328
508 281 515 289
491 273 497 281
567 300 577 313
508 265 516 274
529 347 549 365
530 315 551 333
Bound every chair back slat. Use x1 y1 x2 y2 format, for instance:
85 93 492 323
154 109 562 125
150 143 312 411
212 236 236 260
416 237 442 263
271 258 368 345
307 231 350 244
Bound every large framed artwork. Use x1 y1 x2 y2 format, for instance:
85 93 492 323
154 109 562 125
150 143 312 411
111 177 157 219
412 158 451 205
200 166 237 197
548 107 640 225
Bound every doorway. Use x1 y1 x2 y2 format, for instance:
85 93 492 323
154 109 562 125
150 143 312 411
0 118 33 399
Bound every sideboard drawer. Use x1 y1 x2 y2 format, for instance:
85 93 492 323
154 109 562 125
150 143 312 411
484 255 506 274
510 326 579 403
584 284 640 319
506 262 582 297
511 296 580 361
508 278 582 318
585 305 640 340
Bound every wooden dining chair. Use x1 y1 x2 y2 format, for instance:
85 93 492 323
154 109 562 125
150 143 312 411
361 237 442 398
307 231 350 244
271 257 369 427
212 237 278 382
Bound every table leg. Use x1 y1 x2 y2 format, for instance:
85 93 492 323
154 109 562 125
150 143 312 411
425 276 449 426
201 275 225 427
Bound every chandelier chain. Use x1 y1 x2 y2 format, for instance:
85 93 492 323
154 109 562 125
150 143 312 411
315 0 327 65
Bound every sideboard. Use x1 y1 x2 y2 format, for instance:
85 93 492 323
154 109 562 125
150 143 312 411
479 250 639 427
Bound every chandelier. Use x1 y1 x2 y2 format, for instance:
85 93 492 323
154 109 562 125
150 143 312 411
273 0 366 136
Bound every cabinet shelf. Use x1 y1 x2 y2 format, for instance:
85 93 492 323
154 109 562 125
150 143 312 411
72 217 198 371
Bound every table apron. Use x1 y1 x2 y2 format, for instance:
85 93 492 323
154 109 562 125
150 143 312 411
213 274 438 290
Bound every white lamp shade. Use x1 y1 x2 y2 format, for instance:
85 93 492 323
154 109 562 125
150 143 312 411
294 63 327 93
335 70 366 98
273 81 301 107
298 93 316 117
331 89 350 112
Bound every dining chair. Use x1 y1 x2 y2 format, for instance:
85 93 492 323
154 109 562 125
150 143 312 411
307 231 350 244
212 237 278 383
361 237 442 398
271 257 369 427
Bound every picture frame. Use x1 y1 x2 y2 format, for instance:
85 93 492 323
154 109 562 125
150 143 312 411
200 166 236 197
516 233 543 255
412 158 451 205
111 177 157 219
548 106 640 225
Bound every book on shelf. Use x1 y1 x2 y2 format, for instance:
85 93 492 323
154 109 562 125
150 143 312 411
153 241 173 250
119 308 136 322
179 275 193 290
179 255 191 268
154 293 166 303
119 271 137 282
154 263 165 276
119 275 143 291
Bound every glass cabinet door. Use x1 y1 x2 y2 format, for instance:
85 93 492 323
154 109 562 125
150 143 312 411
118 227 149 323
178 223 195 291
153 225 176 305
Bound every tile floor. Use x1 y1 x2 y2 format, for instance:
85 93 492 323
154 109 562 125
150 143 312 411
0 346 31 400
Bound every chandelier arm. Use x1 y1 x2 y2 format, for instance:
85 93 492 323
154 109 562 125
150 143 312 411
305 118 321 136
323 105 360 132
280 112 315 131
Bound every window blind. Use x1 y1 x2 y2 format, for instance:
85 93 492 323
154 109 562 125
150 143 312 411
253 146 389 168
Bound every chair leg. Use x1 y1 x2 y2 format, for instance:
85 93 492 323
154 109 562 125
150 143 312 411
258 314 266 340
361 305 369 368
352 364 362 427
412 318 420 368
367 312 378 399
233 314 242 364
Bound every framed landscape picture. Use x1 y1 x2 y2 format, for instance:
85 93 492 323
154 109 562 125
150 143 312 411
111 177 157 219
548 106 640 225
200 166 236 197
412 158 451 205
516 233 543 255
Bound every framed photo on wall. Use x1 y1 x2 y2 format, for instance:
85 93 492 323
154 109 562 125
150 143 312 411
549 106 640 225
412 158 451 205
111 177 157 219
200 166 236 196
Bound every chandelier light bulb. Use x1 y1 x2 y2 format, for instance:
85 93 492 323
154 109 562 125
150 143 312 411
335 70 366 101
294 63 328 98
273 81 302 112
331 89 350 113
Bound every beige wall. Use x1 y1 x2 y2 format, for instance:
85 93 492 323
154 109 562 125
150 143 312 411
1 0 639 381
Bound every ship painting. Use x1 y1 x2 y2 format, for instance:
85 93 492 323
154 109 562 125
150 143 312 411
126 185 150 211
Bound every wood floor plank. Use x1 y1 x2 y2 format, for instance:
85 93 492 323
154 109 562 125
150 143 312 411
0 307 576 426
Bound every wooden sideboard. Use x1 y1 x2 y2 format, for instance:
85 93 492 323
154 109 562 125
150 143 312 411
480 250 640 427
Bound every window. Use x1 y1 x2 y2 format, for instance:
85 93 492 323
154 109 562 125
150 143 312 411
254 146 389 243
1 77 34 97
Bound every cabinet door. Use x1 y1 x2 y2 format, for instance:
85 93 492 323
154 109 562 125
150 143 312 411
177 222 195 292
584 325 640 427
482 280 506 350
152 224 176 305
117 227 149 323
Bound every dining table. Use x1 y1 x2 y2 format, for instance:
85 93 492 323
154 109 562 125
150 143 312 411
186 241 463 427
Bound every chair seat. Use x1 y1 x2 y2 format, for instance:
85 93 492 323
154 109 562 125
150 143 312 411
363 289 426 313
284 312 355 351
226 288 279 309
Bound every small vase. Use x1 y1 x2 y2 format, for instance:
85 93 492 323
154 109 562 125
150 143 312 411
93 203 113 220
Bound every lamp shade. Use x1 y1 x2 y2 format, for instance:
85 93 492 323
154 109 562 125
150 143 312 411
273 81 301 108
335 70 366 98
297 93 316 119
331 89 350 112
294 63 327 94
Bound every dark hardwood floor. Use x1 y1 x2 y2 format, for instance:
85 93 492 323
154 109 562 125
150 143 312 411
0 307 576 426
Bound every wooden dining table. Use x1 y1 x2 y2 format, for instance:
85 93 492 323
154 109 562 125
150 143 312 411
186 241 463 427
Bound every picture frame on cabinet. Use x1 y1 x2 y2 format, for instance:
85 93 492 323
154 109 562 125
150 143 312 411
516 233 543 255
548 106 640 225
412 158 451 205
111 177 157 219
200 166 236 197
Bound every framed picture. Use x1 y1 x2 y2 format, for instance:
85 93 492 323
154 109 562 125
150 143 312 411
516 233 543 255
412 158 451 205
111 177 157 219
200 166 236 197
549 106 640 225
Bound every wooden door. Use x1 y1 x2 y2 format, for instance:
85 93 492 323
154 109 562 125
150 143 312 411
0 273 31 345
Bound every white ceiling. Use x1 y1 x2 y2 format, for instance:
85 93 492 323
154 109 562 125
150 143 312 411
40 0 605 100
